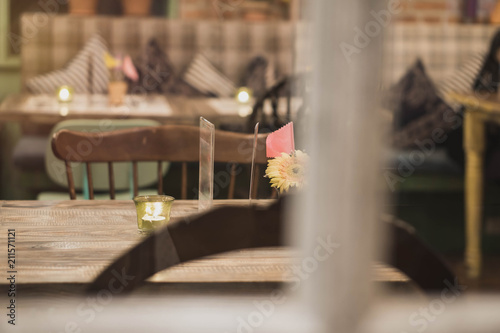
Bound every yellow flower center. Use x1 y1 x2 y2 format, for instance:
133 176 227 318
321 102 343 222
285 163 304 182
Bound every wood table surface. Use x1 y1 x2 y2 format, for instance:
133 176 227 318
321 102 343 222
0 94 240 126
0 200 408 295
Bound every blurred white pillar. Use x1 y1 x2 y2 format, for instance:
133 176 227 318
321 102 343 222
293 0 384 332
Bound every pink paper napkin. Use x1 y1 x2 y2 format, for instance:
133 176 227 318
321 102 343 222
266 122 295 158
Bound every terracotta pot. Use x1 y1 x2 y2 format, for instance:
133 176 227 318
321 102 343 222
122 0 152 16
242 2 270 22
108 81 128 106
491 0 500 24
69 0 98 15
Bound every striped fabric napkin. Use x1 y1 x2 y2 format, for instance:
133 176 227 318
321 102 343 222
183 53 236 97
26 34 109 94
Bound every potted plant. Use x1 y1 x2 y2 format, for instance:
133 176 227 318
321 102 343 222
122 0 152 16
105 53 139 106
69 0 98 15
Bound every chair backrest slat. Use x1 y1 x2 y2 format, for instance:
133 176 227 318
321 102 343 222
181 162 187 200
132 161 139 197
157 161 163 195
65 160 77 200
228 163 236 199
86 162 94 200
51 125 269 200
108 162 115 200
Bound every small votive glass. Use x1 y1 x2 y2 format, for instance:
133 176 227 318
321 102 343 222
133 195 175 233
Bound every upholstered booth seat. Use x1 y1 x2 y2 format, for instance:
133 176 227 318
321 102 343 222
12 135 48 172
385 148 463 192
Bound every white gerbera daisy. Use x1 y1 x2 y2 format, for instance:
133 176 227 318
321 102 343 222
265 150 308 193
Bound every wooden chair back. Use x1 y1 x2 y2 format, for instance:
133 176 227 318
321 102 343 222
51 125 268 200
44 119 163 195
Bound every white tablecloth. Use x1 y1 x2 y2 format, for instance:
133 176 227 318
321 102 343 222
23 94 173 117
207 97 303 117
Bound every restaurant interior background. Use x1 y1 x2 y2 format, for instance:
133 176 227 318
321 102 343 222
4 0 500 331
0 0 303 201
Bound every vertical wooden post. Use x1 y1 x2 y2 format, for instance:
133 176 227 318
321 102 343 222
463 110 485 278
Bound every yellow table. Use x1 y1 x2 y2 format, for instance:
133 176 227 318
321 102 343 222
448 91 500 278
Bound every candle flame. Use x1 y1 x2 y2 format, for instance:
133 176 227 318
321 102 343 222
237 90 250 103
145 202 163 217
58 88 70 101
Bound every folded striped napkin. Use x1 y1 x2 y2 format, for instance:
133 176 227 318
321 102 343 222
26 34 109 94
183 53 236 97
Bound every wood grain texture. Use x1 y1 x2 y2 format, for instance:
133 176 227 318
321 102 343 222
0 200 407 294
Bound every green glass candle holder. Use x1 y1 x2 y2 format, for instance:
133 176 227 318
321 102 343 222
133 195 175 233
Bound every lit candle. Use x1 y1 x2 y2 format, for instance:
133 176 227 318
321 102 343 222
139 201 168 230
57 85 73 103
133 195 175 233
236 87 252 104
141 215 166 228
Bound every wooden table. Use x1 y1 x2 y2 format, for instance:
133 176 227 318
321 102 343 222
447 92 500 279
0 200 407 296
0 93 301 129
0 94 240 126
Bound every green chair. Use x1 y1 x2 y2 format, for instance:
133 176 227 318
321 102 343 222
37 119 169 200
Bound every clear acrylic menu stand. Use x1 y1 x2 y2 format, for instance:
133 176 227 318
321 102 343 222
249 122 259 205
199 117 215 212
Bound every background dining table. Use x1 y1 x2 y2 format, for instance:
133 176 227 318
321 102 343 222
0 94 253 126
0 199 409 297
